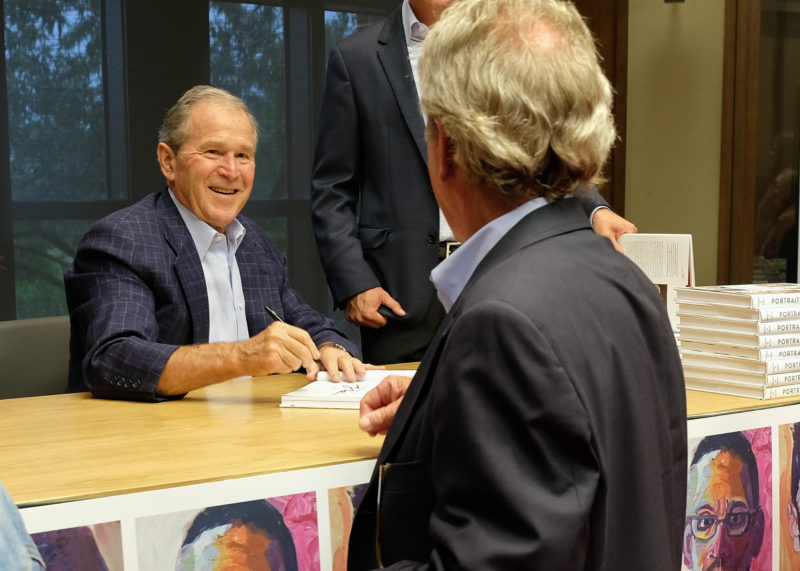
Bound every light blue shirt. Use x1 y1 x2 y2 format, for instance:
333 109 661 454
431 197 548 312
402 0 456 243
168 190 249 343
0 483 44 570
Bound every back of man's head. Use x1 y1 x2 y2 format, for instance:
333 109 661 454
418 0 615 202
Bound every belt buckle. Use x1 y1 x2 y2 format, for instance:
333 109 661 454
439 241 461 259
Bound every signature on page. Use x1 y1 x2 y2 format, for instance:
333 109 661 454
332 383 363 395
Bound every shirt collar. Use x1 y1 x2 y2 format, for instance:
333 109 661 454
167 189 246 258
431 197 548 312
402 0 428 45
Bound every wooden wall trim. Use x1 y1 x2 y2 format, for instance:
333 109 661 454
573 0 629 215
718 0 761 284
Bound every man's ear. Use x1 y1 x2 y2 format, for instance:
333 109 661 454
156 142 177 184
432 119 456 180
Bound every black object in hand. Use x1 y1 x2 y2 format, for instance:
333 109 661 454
378 305 405 320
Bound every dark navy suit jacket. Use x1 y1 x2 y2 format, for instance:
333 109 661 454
348 199 687 570
64 190 357 401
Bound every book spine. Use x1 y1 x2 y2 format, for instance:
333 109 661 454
752 293 800 308
761 307 800 321
765 383 800 398
762 346 800 360
760 333 800 348
766 370 800 386
758 320 800 334
764 358 800 374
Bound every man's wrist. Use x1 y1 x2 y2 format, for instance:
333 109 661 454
589 205 610 228
318 342 350 355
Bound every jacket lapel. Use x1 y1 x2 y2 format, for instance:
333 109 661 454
156 190 210 344
377 8 427 164
234 229 269 335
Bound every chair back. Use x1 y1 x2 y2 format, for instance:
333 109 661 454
0 315 70 398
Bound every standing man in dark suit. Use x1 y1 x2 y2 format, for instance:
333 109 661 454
310 0 637 365
65 86 365 402
348 0 687 568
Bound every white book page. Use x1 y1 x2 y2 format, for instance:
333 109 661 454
619 233 695 334
280 369 417 408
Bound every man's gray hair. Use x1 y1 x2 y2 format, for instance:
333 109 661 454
158 85 260 152
419 0 615 202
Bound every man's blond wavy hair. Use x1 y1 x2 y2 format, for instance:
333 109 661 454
419 0 616 202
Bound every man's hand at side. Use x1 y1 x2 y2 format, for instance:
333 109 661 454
345 287 406 328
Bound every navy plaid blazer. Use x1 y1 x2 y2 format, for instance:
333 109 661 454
64 190 357 401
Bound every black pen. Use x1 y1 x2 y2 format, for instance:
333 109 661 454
264 305 284 323
265 305 324 368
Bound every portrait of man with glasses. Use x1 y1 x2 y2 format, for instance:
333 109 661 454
683 431 766 571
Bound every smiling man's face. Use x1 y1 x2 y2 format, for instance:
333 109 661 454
158 98 256 232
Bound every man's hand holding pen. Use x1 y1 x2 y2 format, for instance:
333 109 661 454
264 305 370 382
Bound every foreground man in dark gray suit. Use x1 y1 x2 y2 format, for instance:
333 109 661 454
347 0 688 568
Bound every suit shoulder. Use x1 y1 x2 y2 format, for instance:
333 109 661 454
333 13 397 56
84 192 164 243
237 215 285 255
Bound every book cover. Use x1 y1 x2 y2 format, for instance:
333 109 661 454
675 283 800 308
680 349 800 374
676 301 800 322
681 363 800 387
678 339 800 361
677 325 800 348
684 376 800 399
677 312 800 335
280 369 417 409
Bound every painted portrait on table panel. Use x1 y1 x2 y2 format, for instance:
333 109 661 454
328 483 368 571
136 492 318 570
31 521 122 571
682 428 772 571
780 422 800 567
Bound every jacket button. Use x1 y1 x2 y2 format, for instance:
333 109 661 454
426 233 436 244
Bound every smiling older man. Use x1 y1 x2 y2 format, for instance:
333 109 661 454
65 85 364 402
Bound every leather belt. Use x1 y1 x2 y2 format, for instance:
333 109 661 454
438 241 461 260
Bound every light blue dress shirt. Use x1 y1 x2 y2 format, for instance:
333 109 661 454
402 0 456 244
169 190 249 343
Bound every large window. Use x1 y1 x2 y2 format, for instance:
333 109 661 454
210 2 287 202
720 0 800 285
0 0 394 321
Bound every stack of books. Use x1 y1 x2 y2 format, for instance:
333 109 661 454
676 283 800 399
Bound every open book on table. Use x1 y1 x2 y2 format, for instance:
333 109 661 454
280 369 418 409
618 233 695 333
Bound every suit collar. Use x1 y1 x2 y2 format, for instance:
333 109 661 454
376 198 592 463
377 8 427 163
466 198 591 299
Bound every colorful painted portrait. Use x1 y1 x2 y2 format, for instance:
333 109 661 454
136 492 318 570
780 422 800 568
328 483 368 570
682 428 772 571
31 521 122 571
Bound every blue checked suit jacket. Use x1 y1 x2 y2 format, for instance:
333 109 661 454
64 190 357 401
